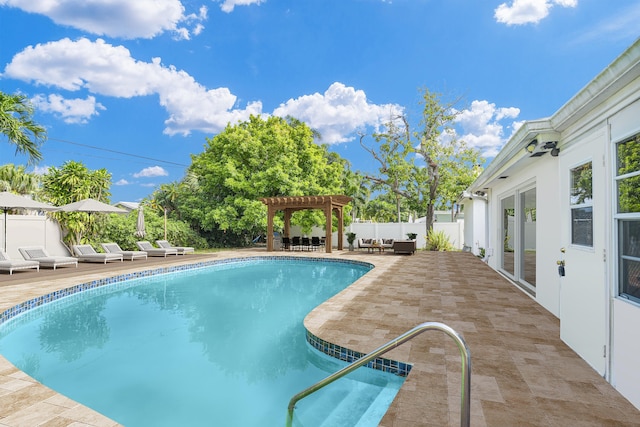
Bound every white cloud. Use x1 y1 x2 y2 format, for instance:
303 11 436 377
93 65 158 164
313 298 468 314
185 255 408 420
4 39 401 144
273 82 404 144
31 94 105 124
219 0 265 13
133 166 168 178
568 3 640 45
0 0 205 39
453 100 521 157
114 179 130 185
494 0 577 26
2 38 261 135
32 165 50 175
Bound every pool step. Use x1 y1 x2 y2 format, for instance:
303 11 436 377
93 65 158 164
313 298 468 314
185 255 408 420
293 379 387 427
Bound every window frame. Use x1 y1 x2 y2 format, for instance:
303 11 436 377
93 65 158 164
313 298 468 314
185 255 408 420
615 132 640 303
569 161 593 248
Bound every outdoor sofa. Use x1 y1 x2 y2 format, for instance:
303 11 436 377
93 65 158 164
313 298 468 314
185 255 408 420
72 244 123 264
358 238 377 250
101 243 148 261
18 246 78 270
380 239 395 250
392 240 416 254
0 249 39 275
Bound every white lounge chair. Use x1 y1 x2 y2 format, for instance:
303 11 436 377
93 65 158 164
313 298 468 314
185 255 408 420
136 241 178 257
101 243 148 261
72 244 123 264
18 246 78 270
155 240 194 255
0 249 39 275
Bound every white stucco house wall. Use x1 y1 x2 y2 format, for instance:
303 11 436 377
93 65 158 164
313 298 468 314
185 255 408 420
463 38 640 410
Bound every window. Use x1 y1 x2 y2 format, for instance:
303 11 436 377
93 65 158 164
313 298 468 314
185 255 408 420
520 188 536 286
616 133 640 303
501 195 515 276
570 162 593 247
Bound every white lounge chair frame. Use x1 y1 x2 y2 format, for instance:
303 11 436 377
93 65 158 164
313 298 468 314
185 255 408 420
155 240 194 255
0 249 39 275
136 241 178 257
73 244 123 264
18 246 78 270
101 243 148 261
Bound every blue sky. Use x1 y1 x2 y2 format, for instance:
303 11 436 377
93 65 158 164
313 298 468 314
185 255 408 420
1 0 639 203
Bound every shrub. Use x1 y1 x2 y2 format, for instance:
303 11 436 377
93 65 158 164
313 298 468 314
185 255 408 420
425 229 453 251
346 232 357 245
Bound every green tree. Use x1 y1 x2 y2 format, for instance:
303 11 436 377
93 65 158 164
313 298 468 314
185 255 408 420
344 171 371 222
359 116 413 222
411 89 483 233
97 207 206 251
40 161 113 247
0 164 40 194
0 91 46 165
359 89 482 231
185 115 347 246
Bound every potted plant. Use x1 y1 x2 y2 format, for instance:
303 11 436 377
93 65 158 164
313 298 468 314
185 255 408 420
406 233 417 240
346 232 357 251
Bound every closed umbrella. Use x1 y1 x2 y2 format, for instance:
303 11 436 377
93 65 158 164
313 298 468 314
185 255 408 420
135 206 146 238
0 191 59 251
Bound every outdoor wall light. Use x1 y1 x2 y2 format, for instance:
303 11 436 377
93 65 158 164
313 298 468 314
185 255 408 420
551 147 560 157
525 139 538 153
543 141 557 150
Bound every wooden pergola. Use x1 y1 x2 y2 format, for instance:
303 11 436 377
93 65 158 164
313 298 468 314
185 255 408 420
260 195 352 253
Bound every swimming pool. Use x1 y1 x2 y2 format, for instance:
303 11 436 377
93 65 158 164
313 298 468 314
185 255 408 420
0 258 405 426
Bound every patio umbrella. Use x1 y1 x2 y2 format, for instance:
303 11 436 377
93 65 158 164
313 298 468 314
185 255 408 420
0 191 59 251
58 198 128 243
58 198 128 214
135 206 146 238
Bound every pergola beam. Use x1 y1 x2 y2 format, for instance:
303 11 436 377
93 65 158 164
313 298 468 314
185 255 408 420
260 195 352 253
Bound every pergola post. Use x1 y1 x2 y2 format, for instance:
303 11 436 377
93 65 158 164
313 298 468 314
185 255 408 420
335 206 344 250
266 205 275 251
284 210 292 238
324 201 333 253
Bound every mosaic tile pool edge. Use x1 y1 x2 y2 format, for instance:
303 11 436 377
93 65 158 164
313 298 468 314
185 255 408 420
306 330 412 377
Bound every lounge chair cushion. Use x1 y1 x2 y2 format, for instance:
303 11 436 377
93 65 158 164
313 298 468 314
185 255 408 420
25 248 47 258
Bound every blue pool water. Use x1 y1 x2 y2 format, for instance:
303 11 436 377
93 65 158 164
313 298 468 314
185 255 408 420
0 258 405 426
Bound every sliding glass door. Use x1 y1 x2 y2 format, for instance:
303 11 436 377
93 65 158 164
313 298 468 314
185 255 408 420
500 187 537 293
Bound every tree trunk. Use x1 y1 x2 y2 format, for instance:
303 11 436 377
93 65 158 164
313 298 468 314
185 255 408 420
425 159 439 237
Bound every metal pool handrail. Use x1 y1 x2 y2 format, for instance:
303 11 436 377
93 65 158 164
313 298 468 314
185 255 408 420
285 321 471 427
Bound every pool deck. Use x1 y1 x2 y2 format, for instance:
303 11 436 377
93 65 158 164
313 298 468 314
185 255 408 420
1 249 639 426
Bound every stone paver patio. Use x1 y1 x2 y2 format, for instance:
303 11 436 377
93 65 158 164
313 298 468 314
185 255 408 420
0 249 638 426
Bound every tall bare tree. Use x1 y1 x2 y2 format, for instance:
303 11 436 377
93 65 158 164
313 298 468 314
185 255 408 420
360 88 483 233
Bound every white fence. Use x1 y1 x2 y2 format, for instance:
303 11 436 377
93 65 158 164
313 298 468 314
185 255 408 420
0 215 69 259
289 220 464 250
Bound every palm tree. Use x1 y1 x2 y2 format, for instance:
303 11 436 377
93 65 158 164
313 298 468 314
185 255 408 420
0 164 40 194
0 91 46 165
